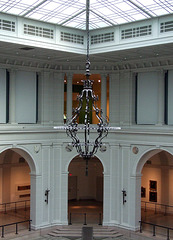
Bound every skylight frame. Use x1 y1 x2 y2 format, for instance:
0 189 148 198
0 0 173 29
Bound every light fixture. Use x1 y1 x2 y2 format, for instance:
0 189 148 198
54 0 121 166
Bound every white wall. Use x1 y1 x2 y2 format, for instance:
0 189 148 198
141 166 161 203
0 69 7 123
15 71 37 123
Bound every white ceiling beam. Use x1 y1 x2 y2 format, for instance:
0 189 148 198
60 9 86 26
22 0 48 17
127 0 153 18
90 9 115 26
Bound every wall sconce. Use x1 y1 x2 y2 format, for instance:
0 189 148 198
122 189 127 205
45 189 50 204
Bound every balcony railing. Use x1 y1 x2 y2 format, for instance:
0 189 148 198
0 219 32 238
141 201 173 215
139 220 173 240
0 200 30 214
68 212 102 225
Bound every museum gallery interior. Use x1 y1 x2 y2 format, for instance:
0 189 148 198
0 0 173 235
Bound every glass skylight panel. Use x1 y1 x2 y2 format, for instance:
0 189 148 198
153 9 170 15
114 2 134 11
5 8 24 15
41 2 61 11
0 0 173 29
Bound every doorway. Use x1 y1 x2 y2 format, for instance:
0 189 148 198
0 149 31 227
68 155 103 224
141 150 173 229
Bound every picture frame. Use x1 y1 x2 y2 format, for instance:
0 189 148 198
150 180 157 191
141 187 146 198
149 191 157 202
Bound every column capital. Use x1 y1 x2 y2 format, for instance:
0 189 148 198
100 73 108 78
54 72 65 78
66 72 74 78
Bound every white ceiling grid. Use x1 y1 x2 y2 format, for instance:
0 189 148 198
0 0 173 29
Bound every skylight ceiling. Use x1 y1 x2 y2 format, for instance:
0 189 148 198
0 0 173 30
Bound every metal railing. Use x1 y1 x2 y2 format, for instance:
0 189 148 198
139 220 173 240
141 201 173 215
0 219 31 238
68 212 102 225
0 200 30 214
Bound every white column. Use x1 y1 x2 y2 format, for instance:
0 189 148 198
51 144 62 224
53 72 64 125
103 173 111 225
30 174 42 229
121 145 130 228
9 69 16 124
101 74 107 117
66 73 73 120
157 70 165 126
129 174 142 230
109 73 120 126
61 171 68 225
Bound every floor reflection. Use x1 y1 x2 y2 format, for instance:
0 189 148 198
68 200 103 225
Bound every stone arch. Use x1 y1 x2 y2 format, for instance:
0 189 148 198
0 146 38 227
135 147 173 176
135 149 162 176
65 153 105 174
132 147 173 229
0 146 37 174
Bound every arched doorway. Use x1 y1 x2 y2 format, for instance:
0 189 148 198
0 148 35 229
68 155 103 225
140 150 173 229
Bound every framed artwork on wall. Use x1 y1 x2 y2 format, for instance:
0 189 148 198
149 191 157 202
141 187 146 198
150 180 157 191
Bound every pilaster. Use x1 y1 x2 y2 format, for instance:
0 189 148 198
66 73 73 120
109 73 120 126
9 69 16 124
53 72 65 125
101 74 107 117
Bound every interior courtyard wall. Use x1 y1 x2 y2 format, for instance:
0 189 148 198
1 56 173 231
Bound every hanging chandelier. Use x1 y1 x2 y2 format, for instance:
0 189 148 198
54 0 121 161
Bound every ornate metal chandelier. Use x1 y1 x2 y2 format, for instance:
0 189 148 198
54 0 120 161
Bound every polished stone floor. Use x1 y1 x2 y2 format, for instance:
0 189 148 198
0 201 173 239
68 200 103 225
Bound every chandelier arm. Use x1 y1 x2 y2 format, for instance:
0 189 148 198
91 130 105 155
92 103 104 125
66 128 78 144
